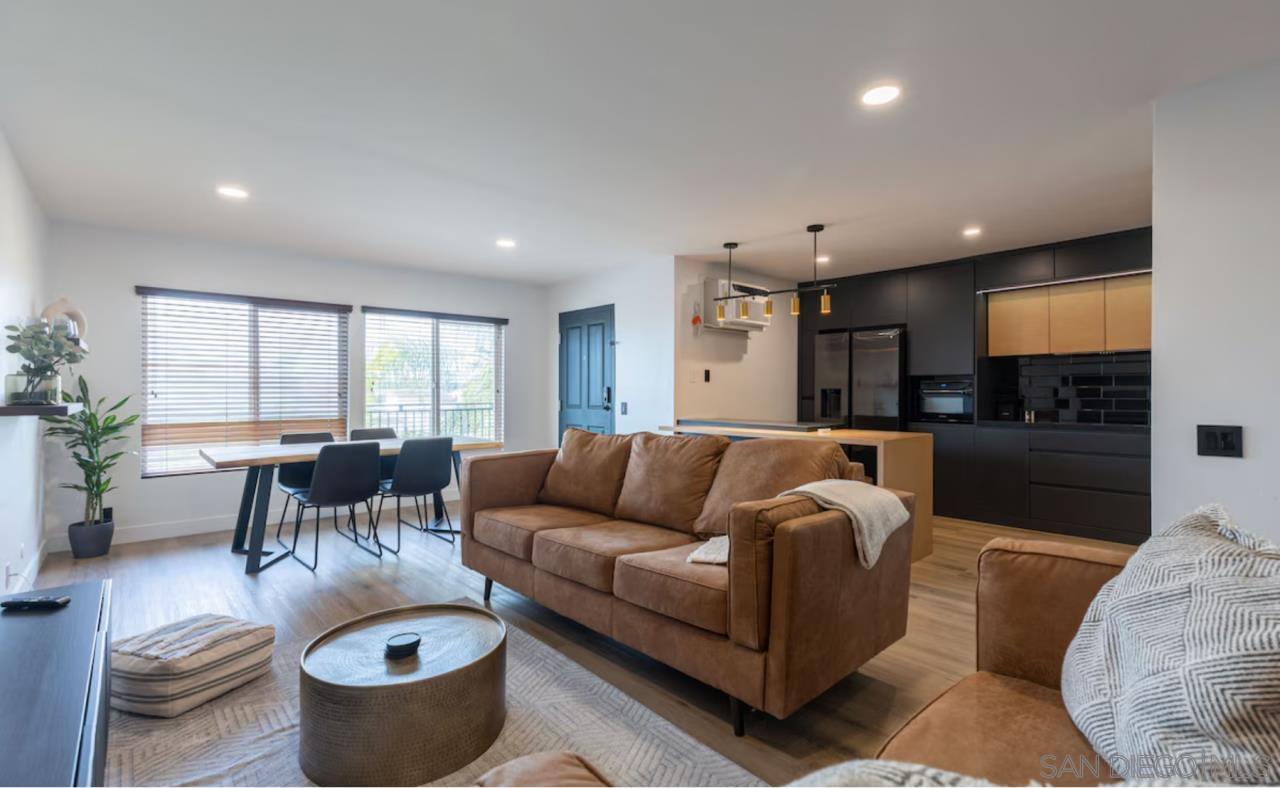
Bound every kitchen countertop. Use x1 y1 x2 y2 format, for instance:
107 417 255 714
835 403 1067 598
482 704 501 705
973 419 1151 434
670 421 930 445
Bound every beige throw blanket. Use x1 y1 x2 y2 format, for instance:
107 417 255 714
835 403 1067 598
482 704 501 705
688 479 909 569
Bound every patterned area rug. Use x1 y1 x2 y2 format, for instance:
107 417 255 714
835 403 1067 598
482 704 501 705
107 603 762 787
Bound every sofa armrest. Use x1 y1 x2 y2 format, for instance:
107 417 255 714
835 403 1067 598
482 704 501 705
460 449 558 538
976 538 1131 689
762 489 915 718
727 495 825 650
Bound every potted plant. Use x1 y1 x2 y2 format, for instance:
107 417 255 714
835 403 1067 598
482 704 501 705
4 320 86 405
44 376 139 559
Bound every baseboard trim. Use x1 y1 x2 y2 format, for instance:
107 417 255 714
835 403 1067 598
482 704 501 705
9 542 45 593
44 492 460 554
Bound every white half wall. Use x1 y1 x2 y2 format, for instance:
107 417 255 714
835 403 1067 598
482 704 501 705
43 222 552 551
1152 57 1280 538
547 260 675 437
0 129 47 592
674 257 798 422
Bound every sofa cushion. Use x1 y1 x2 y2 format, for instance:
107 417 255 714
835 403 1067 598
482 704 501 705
532 521 696 593
614 543 728 635
537 429 633 517
476 751 611 787
614 432 730 533
878 671 1104 787
694 439 851 537
473 505 610 560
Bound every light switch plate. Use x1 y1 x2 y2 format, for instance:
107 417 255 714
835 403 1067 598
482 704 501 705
1197 425 1243 457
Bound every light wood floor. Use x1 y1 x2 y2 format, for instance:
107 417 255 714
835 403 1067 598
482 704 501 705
39 512 1131 785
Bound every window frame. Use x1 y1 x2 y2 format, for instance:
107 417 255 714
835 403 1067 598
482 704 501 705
361 305 507 443
135 286 352 478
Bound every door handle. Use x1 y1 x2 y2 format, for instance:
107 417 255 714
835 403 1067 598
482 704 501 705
602 386 612 411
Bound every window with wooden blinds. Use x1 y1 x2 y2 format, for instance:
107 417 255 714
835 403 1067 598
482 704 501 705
363 307 505 442
137 287 351 477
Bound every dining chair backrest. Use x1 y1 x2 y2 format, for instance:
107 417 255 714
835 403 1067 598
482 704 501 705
350 428 398 479
306 442 381 506
278 432 334 489
388 437 453 496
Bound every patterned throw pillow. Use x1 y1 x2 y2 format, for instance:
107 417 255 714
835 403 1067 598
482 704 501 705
1062 504 1280 784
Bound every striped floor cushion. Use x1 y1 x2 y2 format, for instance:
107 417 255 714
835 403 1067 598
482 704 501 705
111 613 275 718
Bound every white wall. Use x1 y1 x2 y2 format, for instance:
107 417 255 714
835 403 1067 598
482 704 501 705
673 257 798 421
0 129 47 591
43 222 553 550
1152 58 1280 538
547 260 676 436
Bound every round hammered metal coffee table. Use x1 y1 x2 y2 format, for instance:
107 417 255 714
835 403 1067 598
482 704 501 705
299 603 507 786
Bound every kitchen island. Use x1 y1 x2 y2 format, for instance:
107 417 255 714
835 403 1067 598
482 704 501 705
669 419 933 561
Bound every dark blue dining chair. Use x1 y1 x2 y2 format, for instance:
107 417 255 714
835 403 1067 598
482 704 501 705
287 441 382 570
373 437 454 548
349 427 397 483
274 431 333 548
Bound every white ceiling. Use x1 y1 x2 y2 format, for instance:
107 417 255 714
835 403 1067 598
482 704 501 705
3 1 1280 284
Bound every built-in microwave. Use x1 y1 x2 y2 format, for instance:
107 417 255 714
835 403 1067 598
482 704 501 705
913 376 974 424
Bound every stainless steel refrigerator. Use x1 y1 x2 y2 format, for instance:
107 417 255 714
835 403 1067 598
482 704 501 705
813 327 906 430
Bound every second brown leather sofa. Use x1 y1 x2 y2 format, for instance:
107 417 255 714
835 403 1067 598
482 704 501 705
461 428 916 735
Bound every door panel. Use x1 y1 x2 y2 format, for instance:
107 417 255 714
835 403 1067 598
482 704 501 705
1049 280 1106 353
987 287 1049 356
559 305 615 438
1105 273 1152 351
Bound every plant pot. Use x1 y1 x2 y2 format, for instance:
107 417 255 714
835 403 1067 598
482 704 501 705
68 508 114 559
4 372 61 405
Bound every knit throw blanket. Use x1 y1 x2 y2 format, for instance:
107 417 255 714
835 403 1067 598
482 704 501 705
688 479 908 569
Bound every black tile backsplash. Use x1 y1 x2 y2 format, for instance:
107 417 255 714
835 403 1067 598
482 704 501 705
1017 352 1151 427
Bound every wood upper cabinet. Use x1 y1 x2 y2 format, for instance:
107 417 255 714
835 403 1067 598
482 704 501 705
987 287 1049 356
1105 273 1152 350
1049 280 1106 353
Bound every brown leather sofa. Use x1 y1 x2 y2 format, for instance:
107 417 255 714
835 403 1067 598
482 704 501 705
461 429 916 735
878 537 1131 786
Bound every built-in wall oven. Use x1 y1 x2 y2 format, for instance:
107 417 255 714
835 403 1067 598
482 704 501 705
912 376 974 424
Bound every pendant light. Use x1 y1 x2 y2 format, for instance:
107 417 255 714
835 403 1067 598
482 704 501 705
718 241 738 322
790 292 801 316
808 224 832 315
763 297 773 320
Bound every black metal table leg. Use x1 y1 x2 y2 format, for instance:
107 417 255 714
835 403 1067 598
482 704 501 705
231 467 259 553
244 465 288 574
429 450 464 536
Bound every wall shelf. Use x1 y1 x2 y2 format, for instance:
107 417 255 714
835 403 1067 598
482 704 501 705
0 403 83 417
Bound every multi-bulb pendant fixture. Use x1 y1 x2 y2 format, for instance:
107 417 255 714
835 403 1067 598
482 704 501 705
709 226 835 322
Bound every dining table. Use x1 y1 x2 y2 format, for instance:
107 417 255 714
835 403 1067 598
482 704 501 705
199 436 503 574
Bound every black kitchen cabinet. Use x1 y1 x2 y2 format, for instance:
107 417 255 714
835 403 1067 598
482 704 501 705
839 270 906 328
975 248 1054 291
907 261 975 375
971 426 1029 524
910 422 976 519
1053 227 1151 280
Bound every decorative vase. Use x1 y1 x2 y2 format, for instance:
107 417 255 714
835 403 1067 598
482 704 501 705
68 507 114 559
4 372 61 406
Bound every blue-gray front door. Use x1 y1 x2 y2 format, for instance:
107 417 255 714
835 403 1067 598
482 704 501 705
558 304 615 437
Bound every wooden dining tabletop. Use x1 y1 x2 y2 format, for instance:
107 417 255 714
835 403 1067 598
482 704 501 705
199 436 503 469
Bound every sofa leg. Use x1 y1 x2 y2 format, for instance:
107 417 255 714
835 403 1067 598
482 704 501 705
484 577 493 603
729 697 745 737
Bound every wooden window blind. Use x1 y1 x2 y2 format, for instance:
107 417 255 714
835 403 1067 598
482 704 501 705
137 287 351 477
363 307 505 441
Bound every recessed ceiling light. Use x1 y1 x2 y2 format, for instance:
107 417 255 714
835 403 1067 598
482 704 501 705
962 226 983 238
216 184 249 200
495 238 517 249
816 255 831 264
860 83 901 107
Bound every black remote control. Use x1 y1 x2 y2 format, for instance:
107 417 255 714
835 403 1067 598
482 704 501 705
0 596 71 611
